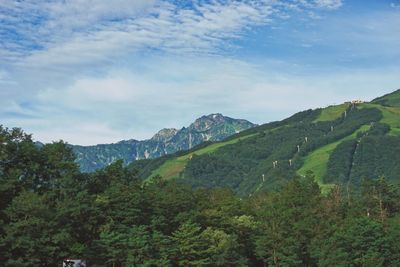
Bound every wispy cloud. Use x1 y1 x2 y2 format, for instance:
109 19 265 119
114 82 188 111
1 0 343 66
0 0 344 109
4 0 399 146
313 0 342 9
391 2 400 9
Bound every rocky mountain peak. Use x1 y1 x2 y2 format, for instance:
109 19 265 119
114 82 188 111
151 128 178 142
72 113 256 172
190 113 229 131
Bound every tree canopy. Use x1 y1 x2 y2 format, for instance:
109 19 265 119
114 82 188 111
1 126 400 266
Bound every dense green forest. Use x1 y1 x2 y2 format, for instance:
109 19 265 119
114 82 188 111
2 126 400 266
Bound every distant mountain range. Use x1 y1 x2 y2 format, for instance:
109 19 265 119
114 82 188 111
131 89 400 196
71 114 256 172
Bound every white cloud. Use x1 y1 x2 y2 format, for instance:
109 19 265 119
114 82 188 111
313 0 343 9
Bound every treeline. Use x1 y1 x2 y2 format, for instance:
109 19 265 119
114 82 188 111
1 126 400 266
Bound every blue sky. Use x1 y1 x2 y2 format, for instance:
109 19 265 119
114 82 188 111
0 0 399 145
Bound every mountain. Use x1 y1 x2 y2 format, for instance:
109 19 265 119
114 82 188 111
71 114 256 172
371 88 400 107
131 90 400 196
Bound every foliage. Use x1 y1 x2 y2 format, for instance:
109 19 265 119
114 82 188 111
2 97 400 266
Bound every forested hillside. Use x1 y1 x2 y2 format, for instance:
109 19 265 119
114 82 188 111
1 125 400 266
133 90 400 196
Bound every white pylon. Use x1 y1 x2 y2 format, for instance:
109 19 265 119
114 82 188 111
262 174 265 182
289 159 292 166
331 126 334 132
305 137 308 143
273 161 278 168
297 145 300 153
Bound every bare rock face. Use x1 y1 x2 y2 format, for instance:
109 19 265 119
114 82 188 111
190 113 226 131
71 114 256 172
151 128 178 142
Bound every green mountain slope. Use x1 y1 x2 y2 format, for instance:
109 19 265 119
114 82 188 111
131 90 400 196
372 89 400 107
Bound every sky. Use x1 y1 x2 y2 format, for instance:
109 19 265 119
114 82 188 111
0 0 399 145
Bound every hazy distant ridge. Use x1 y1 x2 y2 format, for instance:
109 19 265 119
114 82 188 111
71 114 256 172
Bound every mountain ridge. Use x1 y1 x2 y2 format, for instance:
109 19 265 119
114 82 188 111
71 113 256 172
371 88 400 107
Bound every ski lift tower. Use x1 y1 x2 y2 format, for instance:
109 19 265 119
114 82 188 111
63 259 86 267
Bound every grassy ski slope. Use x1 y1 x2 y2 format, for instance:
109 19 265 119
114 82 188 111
297 124 371 193
314 103 350 122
